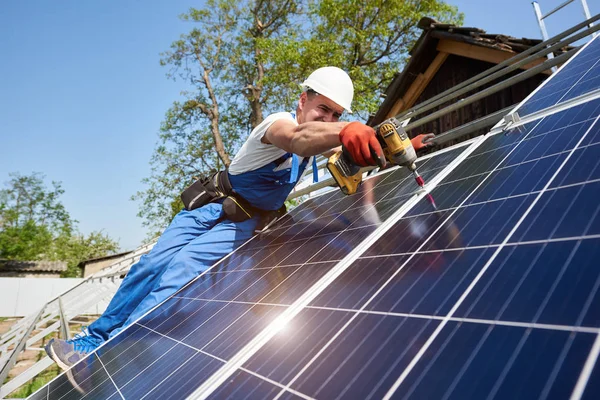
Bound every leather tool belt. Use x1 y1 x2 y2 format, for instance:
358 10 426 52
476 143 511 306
180 170 286 230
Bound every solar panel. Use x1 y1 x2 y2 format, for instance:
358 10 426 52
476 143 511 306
31 35 600 400
224 98 600 399
516 35 600 116
31 143 473 399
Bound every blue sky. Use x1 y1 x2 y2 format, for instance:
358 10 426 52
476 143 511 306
1 0 597 251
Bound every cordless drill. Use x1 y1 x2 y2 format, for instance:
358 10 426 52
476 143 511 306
327 117 424 195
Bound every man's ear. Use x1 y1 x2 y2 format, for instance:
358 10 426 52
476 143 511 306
298 92 308 111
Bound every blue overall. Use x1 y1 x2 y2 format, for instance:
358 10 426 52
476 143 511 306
88 153 312 341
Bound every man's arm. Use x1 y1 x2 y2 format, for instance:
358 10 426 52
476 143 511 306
262 119 347 157
264 119 385 167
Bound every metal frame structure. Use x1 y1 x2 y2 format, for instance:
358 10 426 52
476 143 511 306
0 242 155 398
533 0 597 72
0 15 598 400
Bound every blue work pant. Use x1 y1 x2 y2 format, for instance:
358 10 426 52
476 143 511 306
87 203 259 342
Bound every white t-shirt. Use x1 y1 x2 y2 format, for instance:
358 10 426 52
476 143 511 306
229 112 312 175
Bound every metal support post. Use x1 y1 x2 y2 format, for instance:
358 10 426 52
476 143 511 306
533 1 557 71
580 0 598 38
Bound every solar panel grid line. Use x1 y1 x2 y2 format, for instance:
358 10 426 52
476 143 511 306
511 35 600 116
132 323 316 400
381 110 600 400
353 233 600 259
441 134 600 189
540 333 580 400
174 296 289 308
299 306 600 334
96 356 125 400
186 137 488 400
571 333 600 400
131 328 209 400
46 327 155 399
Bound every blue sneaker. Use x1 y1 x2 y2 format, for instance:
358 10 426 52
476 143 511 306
45 334 102 371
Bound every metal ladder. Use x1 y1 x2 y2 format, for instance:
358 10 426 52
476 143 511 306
532 0 597 71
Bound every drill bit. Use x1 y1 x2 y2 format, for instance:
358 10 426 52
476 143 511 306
412 169 438 209
413 169 425 187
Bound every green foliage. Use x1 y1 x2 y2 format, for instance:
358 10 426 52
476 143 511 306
263 0 464 118
135 0 463 232
0 172 119 277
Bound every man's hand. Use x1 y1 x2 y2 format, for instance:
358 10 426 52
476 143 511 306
339 121 386 167
411 133 436 151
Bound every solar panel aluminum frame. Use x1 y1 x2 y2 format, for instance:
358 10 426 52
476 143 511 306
498 86 600 135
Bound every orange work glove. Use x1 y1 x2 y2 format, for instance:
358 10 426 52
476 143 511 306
339 121 386 167
411 133 436 151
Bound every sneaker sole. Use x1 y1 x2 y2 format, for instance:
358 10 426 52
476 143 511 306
45 342 71 372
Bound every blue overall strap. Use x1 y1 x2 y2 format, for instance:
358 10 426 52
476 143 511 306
289 154 300 183
289 111 318 183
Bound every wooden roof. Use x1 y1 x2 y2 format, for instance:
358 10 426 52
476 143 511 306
368 17 572 126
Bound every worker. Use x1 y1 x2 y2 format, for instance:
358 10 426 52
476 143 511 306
44 66 434 371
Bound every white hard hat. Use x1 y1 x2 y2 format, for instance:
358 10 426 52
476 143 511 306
300 66 354 113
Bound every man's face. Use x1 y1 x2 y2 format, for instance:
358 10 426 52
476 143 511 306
299 91 345 123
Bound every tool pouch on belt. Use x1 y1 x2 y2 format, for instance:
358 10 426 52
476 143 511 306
181 170 272 224
180 171 227 211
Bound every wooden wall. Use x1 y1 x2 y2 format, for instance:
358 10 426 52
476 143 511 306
407 54 547 148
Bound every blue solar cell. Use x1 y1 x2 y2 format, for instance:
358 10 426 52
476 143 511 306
455 240 600 325
286 314 438 399
518 36 600 116
99 329 200 398
243 308 354 384
398 322 595 400
513 181 600 241
466 154 565 203
209 370 296 399
309 249 493 316
45 353 119 399
130 351 223 399
552 142 600 186
361 250 494 316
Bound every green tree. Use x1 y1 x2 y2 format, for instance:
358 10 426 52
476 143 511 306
0 172 119 277
134 0 462 233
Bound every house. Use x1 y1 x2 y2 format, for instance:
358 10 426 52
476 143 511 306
0 260 67 278
368 17 572 146
78 251 133 277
